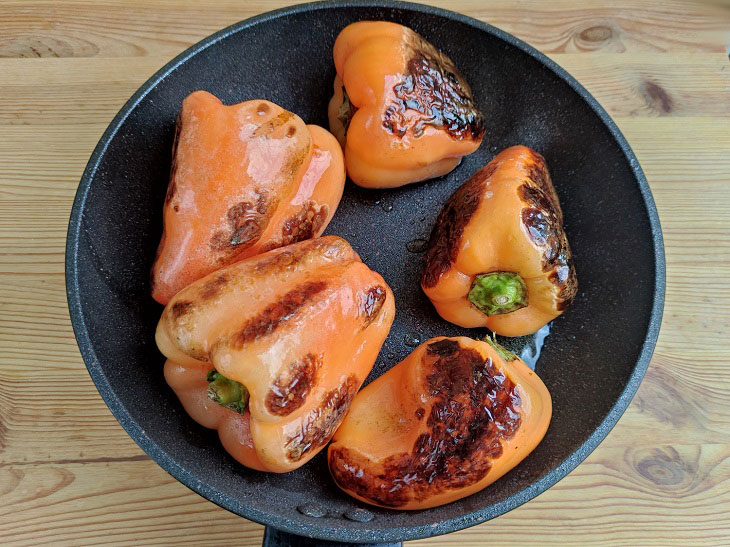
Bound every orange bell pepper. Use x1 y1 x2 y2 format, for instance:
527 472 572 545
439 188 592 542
328 336 551 510
328 21 484 188
421 146 577 337
151 91 345 305
157 236 395 472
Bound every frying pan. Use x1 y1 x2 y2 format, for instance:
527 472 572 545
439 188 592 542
65 2 665 545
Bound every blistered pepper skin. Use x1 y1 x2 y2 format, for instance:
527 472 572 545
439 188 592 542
151 91 345 305
328 21 484 188
328 336 551 510
421 146 577 337
157 236 395 473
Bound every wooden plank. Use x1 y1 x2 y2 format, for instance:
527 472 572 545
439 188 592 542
0 0 726 60
0 440 728 546
1 53 729 126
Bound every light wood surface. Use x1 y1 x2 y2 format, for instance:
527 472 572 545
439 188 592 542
1 0 729 545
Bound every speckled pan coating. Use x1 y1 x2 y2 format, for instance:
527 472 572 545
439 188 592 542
66 1 665 545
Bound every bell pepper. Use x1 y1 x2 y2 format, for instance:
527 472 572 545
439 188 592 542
151 91 345 305
328 21 485 189
328 336 551 509
421 145 577 337
157 236 395 472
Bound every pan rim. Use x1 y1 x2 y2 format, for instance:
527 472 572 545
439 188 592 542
65 1 666 542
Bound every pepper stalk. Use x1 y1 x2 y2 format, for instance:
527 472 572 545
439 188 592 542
468 271 528 316
206 369 249 414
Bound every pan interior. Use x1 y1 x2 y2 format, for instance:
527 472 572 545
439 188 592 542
68 2 660 542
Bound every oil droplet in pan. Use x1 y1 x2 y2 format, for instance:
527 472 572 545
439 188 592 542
406 238 428 253
403 333 421 347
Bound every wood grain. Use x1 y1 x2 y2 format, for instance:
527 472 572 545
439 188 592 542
1 0 729 545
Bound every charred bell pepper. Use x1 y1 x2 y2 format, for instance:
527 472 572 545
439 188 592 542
151 91 345 305
328 21 485 189
328 336 551 510
157 236 395 473
421 146 577 337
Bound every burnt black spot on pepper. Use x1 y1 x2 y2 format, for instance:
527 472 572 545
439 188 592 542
278 201 329 248
287 374 359 461
170 300 193 320
266 353 321 416
382 31 484 141
415 407 425 420
518 154 577 308
519 184 553 213
526 162 563 223
232 281 327 348
422 163 496 288
522 208 560 258
286 126 297 137
551 249 578 311
329 339 521 507
210 198 268 254
360 285 387 328
426 338 460 355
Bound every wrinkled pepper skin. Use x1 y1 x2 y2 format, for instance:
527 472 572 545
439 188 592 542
328 21 485 189
328 336 551 510
156 236 395 472
151 91 345 305
421 146 577 337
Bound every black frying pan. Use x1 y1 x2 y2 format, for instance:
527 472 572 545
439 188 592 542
65 2 665 545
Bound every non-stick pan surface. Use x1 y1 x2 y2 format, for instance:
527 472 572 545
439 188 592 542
66 1 664 544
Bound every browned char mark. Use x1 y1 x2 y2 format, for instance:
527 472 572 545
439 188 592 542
286 374 359 461
359 285 387 328
170 300 193 320
421 163 496 288
265 201 329 251
382 31 484 141
198 272 229 301
518 151 577 309
210 195 269 256
328 338 521 507
251 238 321 276
165 113 183 207
253 110 293 137
266 353 321 416
231 281 327 349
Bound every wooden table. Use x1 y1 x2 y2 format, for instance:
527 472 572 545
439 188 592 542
2 1 729 544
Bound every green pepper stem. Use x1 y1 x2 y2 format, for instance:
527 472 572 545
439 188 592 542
206 370 249 414
483 335 518 362
468 271 528 316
